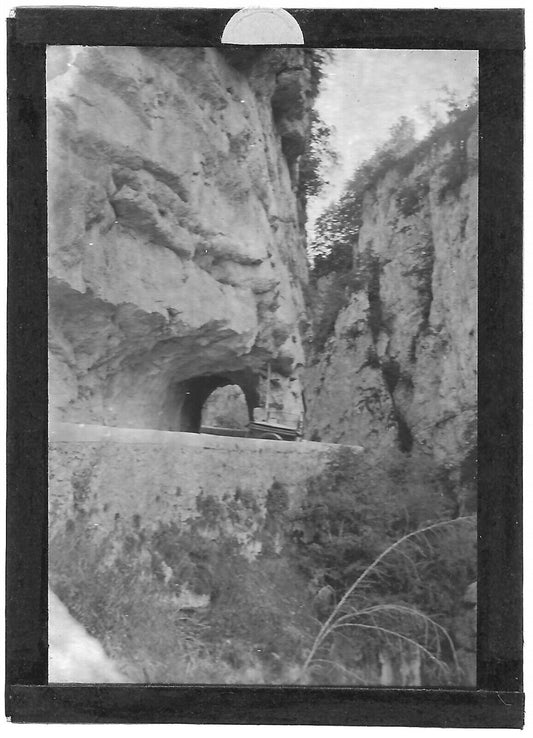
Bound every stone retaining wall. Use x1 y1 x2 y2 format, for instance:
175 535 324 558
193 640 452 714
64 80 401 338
49 422 362 538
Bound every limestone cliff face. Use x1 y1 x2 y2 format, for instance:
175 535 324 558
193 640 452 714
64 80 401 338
48 46 311 430
305 120 478 483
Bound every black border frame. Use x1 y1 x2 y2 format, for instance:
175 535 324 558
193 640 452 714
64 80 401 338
5 7 524 726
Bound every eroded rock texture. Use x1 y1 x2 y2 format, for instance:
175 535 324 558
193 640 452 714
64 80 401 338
305 120 478 485
48 47 311 430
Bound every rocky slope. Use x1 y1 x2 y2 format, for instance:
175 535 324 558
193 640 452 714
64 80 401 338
305 114 478 499
47 46 312 431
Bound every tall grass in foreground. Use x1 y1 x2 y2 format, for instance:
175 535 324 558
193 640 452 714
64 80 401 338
296 515 476 685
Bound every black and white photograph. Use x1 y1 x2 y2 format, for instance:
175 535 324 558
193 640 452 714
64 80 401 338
5 4 524 727
46 41 479 687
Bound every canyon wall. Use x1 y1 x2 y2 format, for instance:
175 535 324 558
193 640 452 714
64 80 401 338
47 46 312 431
305 117 478 499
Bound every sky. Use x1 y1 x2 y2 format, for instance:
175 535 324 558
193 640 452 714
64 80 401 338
308 49 479 233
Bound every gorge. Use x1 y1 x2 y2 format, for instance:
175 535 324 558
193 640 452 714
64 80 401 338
47 46 477 686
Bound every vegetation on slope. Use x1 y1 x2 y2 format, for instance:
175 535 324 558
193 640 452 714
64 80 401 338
287 448 476 684
50 495 317 685
310 86 478 274
306 88 478 355
50 447 476 686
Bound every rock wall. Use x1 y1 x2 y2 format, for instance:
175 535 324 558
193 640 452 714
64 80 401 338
49 422 358 544
305 118 478 486
47 46 312 431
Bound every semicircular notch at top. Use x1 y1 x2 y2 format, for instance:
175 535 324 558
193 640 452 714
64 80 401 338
221 8 304 45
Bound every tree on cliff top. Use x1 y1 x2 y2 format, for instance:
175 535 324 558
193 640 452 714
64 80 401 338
313 117 416 265
298 109 339 201
305 49 334 99
310 115 417 277
298 50 339 203
309 85 478 278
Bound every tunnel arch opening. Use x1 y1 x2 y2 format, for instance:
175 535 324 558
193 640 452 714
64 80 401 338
202 385 249 431
172 370 260 433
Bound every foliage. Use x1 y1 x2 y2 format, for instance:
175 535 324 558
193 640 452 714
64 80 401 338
395 173 430 218
309 91 478 277
218 47 267 71
298 50 338 202
51 447 476 686
266 480 290 517
290 449 443 588
310 266 369 355
286 448 477 682
205 553 315 676
309 116 417 269
298 109 340 200
305 49 333 99
437 139 469 202
219 48 331 94
309 180 363 274
221 48 339 209
49 492 317 684
309 248 379 356
300 516 476 685
309 275 346 354
305 95 477 358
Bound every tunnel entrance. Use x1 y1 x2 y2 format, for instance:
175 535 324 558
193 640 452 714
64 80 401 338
202 385 249 431
173 370 259 434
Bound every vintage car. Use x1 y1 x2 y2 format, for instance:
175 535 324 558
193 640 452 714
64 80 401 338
246 408 303 441
201 364 303 441
201 411 302 441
